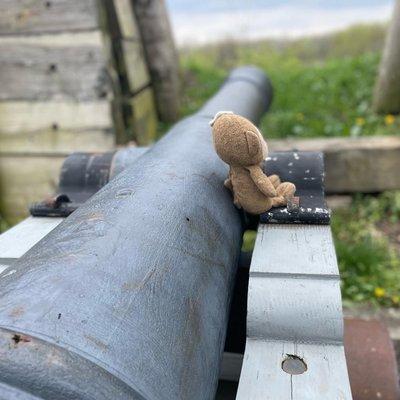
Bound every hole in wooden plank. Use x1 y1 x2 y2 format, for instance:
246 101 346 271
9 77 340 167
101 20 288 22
282 354 307 375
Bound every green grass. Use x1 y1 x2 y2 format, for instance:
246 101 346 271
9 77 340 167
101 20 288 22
332 192 400 307
179 23 400 140
178 24 400 308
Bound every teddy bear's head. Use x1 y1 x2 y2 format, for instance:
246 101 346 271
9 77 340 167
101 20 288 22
210 111 268 166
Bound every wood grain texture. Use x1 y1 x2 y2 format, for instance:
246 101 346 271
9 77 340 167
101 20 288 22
236 224 352 399
113 39 150 95
0 34 111 101
373 0 400 113
270 136 400 193
0 101 112 134
113 0 140 39
0 128 114 154
0 217 63 259
0 0 98 35
0 155 65 224
132 0 180 122
129 88 158 145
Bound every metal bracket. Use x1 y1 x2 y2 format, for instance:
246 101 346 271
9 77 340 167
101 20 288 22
30 152 116 217
260 151 330 224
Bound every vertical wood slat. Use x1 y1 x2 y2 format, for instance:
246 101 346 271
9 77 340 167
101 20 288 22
99 0 157 144
132 0 181 123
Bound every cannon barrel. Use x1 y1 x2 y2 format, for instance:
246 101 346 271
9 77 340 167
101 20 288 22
0 67 272 400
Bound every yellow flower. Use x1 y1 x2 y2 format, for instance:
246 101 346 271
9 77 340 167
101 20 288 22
296 113 304 122
356 117 365 126
385 114 395 125
374 287 385 298
392 295 399 304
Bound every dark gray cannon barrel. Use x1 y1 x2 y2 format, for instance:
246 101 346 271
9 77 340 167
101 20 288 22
0 67 272 400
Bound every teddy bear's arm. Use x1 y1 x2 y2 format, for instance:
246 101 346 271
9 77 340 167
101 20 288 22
246 165 277 197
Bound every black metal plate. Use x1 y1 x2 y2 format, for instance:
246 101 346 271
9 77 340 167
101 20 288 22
259 151 330 225
30 152 115 217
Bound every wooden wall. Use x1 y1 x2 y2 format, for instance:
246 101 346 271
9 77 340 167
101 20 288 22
0 0 158 224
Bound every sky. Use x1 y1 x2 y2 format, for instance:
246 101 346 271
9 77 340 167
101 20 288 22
165 0 395 47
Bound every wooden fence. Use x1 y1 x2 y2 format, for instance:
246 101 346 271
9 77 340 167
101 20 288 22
0 0 172 224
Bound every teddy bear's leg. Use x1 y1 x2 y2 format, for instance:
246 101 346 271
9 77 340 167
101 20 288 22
233 195 242 209
224 178 233 191
268 174 281 188
271 182 296 207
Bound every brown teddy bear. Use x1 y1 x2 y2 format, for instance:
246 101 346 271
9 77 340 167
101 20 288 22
210 111 296 215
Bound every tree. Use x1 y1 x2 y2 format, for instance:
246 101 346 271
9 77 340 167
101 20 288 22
373 0 400 114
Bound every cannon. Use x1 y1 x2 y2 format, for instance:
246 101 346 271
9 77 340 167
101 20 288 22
0 67 399 400
0 67 271 400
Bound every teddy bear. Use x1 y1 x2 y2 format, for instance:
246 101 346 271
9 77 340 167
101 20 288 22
210 111 296 215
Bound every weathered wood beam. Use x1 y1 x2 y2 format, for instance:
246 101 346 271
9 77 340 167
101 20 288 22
0 32 111 101
270 136 400 193
98 0 156 144
0 0 98 35
132 0 180 122
0 129 114 154
237 224 352 399
0 100 112 134
0 155 65 224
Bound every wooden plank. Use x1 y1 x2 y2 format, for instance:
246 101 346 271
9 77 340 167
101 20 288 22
270 136 400 193
129 88 158 145
251 224 338 276
0 33 111 101
113 0 140 39
133 0 180 122
0 128 114 154
0 217 63 259
0 101 112 134
112 89 157 145
0 31 103 47
236 224 352 399
0 155 65 224
0 0 98 35
120 39 150 93
238 340 350 400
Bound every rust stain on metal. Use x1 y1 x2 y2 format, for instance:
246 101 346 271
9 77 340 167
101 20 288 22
84 334 109 351
86 212 104 221
9 306 25 318
122 267 157 292
11 333 31 346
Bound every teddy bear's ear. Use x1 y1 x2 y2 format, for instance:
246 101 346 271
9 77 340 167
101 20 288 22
244 130 262 157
